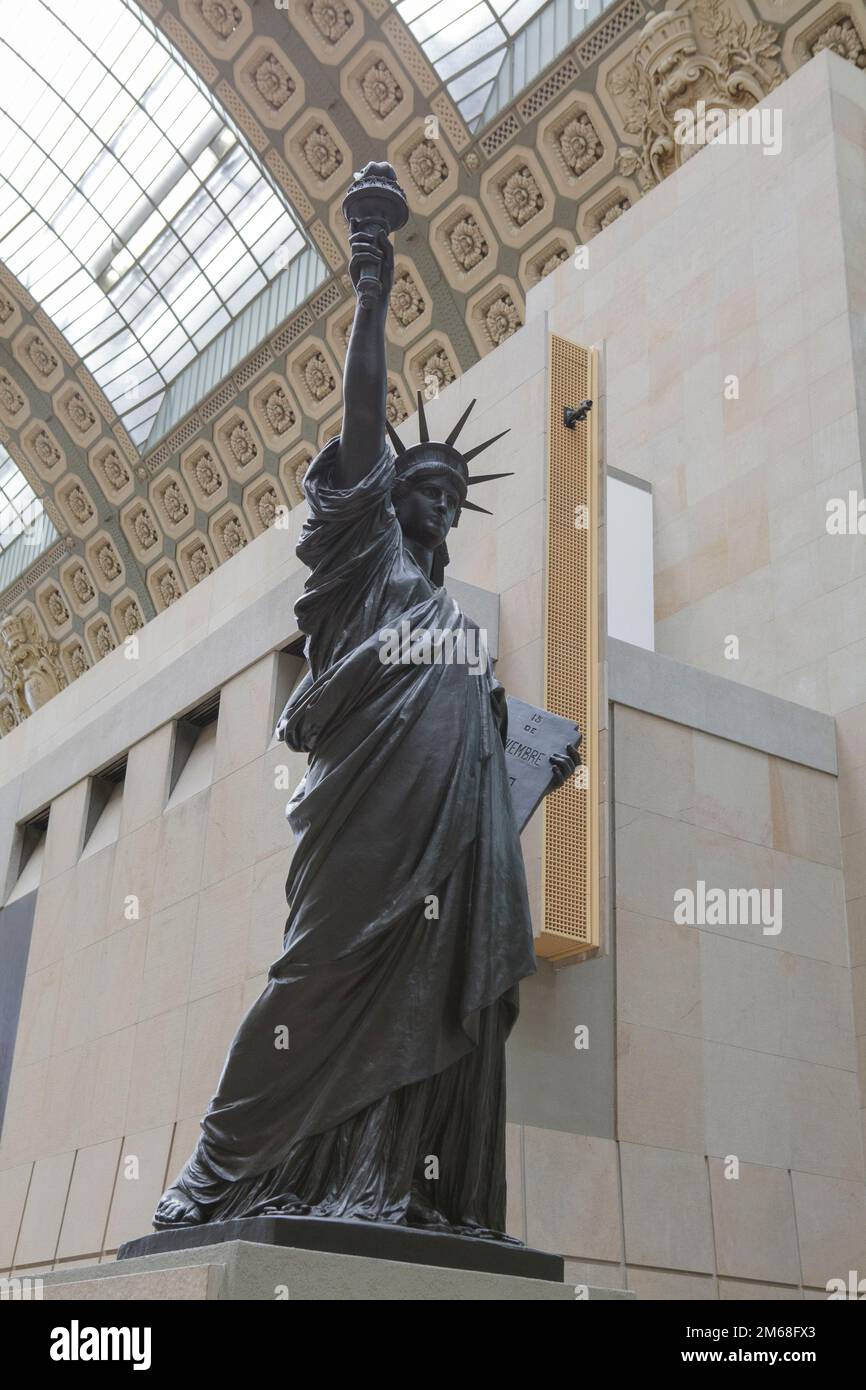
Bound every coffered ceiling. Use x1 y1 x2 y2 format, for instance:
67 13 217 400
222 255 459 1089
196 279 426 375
1 0 863 734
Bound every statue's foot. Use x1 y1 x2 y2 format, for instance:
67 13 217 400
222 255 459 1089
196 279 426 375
153 1187 203 1229
406 1194 451 1231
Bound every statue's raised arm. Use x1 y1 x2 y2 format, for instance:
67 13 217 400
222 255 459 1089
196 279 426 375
335 163 408 489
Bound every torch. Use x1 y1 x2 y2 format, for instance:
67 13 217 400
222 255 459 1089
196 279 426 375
341 161 409 308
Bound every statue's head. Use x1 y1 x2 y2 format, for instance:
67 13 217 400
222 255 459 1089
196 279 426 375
392 472 462 556
387 393 511 583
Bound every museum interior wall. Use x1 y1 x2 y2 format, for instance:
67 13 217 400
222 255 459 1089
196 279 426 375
1 49 865 1297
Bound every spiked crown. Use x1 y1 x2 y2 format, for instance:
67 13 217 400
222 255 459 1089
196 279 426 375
386 392 511 525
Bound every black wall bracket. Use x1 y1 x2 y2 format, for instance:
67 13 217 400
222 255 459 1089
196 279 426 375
563 400 593 429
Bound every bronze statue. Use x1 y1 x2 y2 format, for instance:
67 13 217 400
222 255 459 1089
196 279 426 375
153 163 579 1241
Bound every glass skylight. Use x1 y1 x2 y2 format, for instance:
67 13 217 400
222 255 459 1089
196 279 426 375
394 0 551 126
0 0 306 448
0 442 47 554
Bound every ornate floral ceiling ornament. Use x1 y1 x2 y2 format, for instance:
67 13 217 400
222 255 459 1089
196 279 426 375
361 59 403 119
253 53 296 111
309 0 354 45
68 642 90 678
45 587 69 628
33 430 61 470
500 165 545 228
407 139 448 196
390 272 424 328
228 420 257 467
188 544 214 582
133 507 160 551
198 0 242 41
294 456 310 495
303 351 336 402
485 293 522 346
26 336 58 378
303 125 343 182
811 17 866 67
449 215 489 272
417 347 456 394
92 619 115 657
161 480 190 525
263 386 296 436
157 568 183 607
69 565 95 605
0 373 25 417
600 197 631 228
94 541 122 582
540 246 569 276
119 598 144 635
559 113 605 176
98 448 131 494
194 449 223 497
66 485 94 525
64 391 97 436
255 486 279 528
386 382 409 425
218 511 247 555
612 4 783 191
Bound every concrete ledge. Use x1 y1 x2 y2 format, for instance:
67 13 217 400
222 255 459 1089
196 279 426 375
38 1240 635 1301
608 639 838 775
44 1263 224 1301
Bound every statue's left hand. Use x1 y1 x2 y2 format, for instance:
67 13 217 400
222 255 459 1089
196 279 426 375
547 736 582 792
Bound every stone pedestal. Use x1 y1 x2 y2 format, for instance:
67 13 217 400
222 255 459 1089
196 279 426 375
118 1214 562 1280
40 1239 635 1300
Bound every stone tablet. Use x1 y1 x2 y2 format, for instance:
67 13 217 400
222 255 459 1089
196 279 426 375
505 696 581 831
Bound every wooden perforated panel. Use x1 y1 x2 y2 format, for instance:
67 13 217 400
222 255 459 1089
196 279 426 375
538 335 599 959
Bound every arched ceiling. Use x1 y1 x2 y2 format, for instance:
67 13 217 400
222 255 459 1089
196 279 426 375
1 0 862 734
0 0 308 449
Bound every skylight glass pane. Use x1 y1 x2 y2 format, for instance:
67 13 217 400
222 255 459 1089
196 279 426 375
392 0 603 128
0 444 47 556
426 7 494 59
499 0 548 29
446 51 507 98
0 0 309 449
433 28 505 80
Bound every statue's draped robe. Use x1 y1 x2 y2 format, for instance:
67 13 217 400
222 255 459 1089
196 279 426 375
160 441 536 1232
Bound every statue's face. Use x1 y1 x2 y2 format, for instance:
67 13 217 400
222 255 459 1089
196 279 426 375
393 476 461 550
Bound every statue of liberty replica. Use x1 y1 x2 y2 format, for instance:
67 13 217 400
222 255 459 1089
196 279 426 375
153 163 578 1245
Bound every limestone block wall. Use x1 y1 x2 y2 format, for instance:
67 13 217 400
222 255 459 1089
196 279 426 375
528 49 866 721
0 650 306 1272
524 47 866 1254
